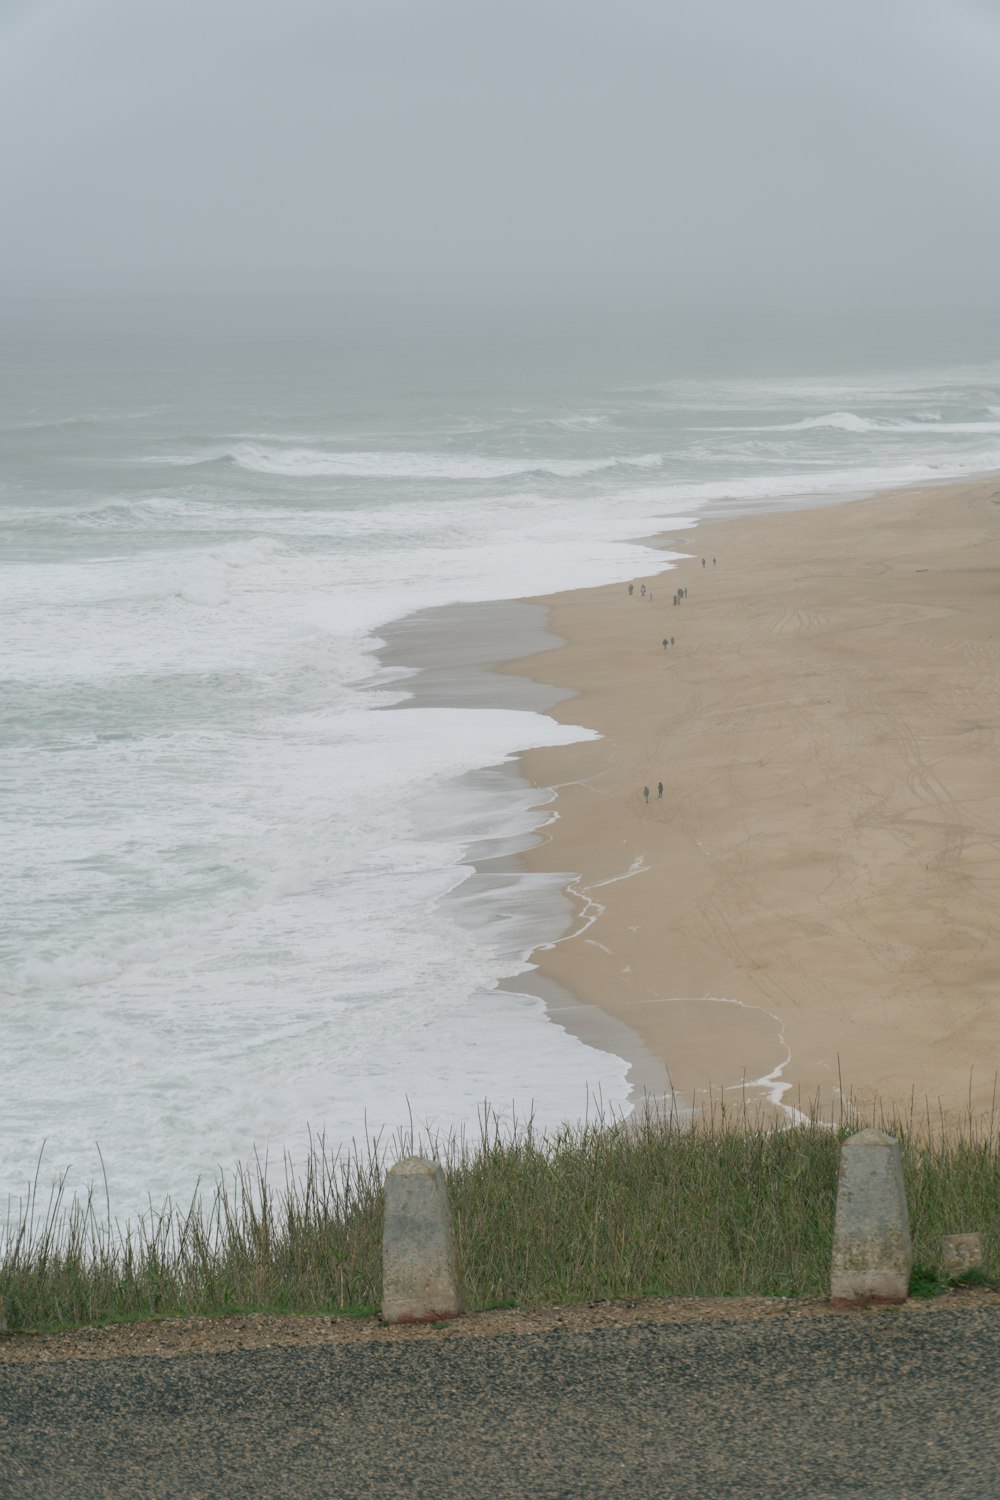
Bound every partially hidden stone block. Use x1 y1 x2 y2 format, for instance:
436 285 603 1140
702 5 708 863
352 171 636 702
381 1156 463 1324
941 1233 983 1279
830 1128 912 1307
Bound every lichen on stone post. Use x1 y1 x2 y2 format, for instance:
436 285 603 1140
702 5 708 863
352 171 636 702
830 1128 912 1307
381 1155 464 1324
941 1233 983 1280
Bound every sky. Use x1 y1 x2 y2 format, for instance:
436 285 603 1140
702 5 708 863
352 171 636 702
1 0 999 347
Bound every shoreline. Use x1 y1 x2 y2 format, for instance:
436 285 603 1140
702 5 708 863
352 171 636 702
375 597 665 1113
504 474 1000 1120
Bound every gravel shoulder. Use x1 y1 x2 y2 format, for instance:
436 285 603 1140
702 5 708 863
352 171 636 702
3 1293 1000 1498
3 1285 998 1364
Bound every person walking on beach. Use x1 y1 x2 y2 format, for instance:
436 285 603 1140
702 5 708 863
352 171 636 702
643 785 649 804
628 583 633 595
702 557 706 568
657 781 663 799
662 637 668 650
640 584 646 596
670 635 674 646
713 557 717 567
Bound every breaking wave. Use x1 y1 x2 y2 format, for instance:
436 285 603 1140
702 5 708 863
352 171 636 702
719 411 1000 435
151 444 664 480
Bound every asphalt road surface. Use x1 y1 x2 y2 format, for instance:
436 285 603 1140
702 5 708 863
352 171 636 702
2 1305 1000 1497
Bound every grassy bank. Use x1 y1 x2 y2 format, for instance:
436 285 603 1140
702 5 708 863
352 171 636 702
2 1099 999 1334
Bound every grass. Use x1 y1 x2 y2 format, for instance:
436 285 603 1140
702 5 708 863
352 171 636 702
2 1096 998 1335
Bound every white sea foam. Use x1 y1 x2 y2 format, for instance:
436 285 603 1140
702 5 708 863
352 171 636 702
620 448 1000 514
2 700 617 1210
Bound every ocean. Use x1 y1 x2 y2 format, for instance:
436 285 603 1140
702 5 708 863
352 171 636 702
3 310 999 1221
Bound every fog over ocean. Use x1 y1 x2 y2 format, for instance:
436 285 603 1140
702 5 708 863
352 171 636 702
2 311 999 1221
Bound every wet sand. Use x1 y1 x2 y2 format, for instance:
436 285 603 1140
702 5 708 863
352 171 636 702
376 598 672 1104
506 475 1000 1120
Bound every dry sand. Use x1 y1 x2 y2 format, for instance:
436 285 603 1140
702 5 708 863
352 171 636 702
505 476 1000 1121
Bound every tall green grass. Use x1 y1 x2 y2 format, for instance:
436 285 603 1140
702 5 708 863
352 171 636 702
3 1098 999 1334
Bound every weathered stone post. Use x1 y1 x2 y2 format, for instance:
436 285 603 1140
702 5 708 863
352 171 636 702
381 1156 463 1324
830 1128 912 1307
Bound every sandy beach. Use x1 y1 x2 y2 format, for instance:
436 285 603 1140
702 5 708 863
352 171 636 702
506 475 1000 1120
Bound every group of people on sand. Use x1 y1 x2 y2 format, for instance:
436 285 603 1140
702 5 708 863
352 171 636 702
631 555 719 809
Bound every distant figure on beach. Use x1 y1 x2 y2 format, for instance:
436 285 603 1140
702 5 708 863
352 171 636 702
713 557 717 567
670 636 674 646
640 584 646 596
643 785 649 803
662 638 668 650
702 557 706 568
672 593 677 606
657 781 663 799
628 583 633 595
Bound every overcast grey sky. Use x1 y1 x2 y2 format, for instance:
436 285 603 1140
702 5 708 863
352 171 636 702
2 0 999 332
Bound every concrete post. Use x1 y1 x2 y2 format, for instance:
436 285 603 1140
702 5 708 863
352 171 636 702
830 1128 912 1307
381 1156 463 1324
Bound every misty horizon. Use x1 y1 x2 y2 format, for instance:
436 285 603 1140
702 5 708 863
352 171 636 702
1 0 998 369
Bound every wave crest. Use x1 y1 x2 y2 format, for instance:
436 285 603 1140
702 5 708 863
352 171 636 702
719 411 1000 436
149 444 663 480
